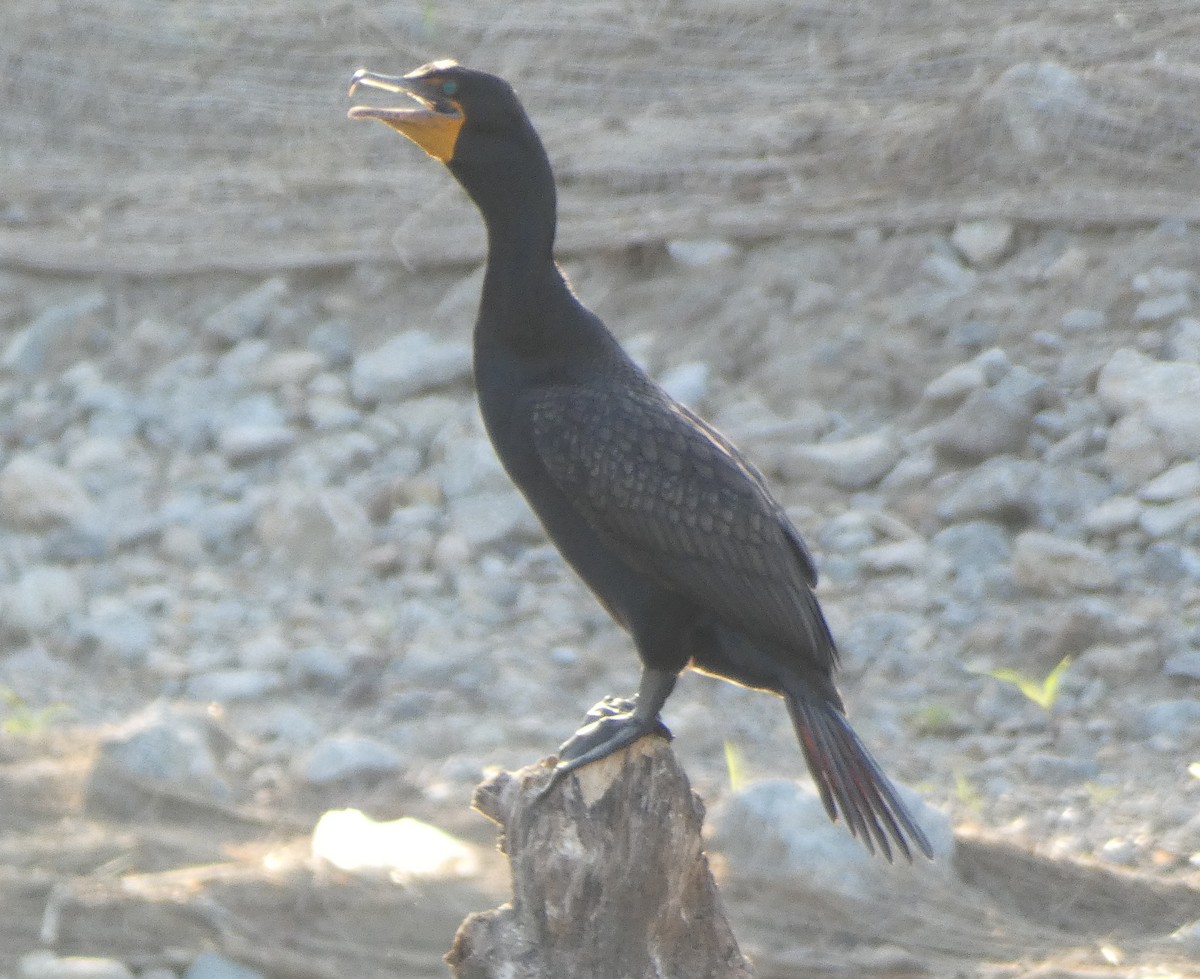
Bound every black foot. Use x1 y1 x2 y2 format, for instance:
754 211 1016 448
535 669 679 802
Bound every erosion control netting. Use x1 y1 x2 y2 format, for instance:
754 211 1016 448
5 0 1200 274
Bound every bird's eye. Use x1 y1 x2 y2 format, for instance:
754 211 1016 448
441 79 458 97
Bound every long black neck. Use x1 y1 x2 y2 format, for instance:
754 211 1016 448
449 131 572 348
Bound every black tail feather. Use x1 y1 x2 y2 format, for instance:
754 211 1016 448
785 690 933 862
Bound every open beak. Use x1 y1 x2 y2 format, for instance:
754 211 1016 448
348 67 465 164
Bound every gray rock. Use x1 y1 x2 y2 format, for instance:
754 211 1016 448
1133 266 1197 293
3 565 84 634
3 290 107 374
1144 542 1200 583
19 951 134 979
1142 699 1200 739
948 319 998 350
298 734 405 785
861 537 929 574
707 779 953 900
1025 752 1099 782
1011 531 1118 595
666 238 738 267
951 219 1015 267
1139 497 1200 539
0 453 96 529
1101 413 1168 487
1137 461 1200 503
1133 292 1190 323
256 486 372 572
439 436 511 499
930 387 1033 462
1081 640 1162 682
287 646 352 688
94 703 231 801
1082 495 1141 535
448 490 542 551
43 525 112 561
931 521 1012 571
780 429 902 490
1166 317 1200 362
1164 650 1200 681
306 393 361 431
818 510 878 553
74 597 156 662
988 62 1090 157
216 423 297 464
254 349 323 390
935 457 1040 524
185 669 283 702
921 250 977 290
202 277 287 344
308 319 355 367
1097 348 1200 458
184 952 265 979
1060 308 1105 332
923 361 986 404
658 361 710 406
350 330 471 404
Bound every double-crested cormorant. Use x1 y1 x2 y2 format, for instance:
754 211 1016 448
349 62 931 861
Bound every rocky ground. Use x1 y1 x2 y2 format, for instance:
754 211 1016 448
1 217 1199 978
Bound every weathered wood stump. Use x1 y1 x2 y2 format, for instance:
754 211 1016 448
446 736 756 979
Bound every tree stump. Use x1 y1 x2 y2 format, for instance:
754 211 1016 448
446 736 756 979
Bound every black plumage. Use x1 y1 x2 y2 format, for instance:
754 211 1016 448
349 62 931 861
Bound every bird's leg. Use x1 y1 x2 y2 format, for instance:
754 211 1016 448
538 668 676 799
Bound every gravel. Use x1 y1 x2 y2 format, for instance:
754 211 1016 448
4 219 1200 908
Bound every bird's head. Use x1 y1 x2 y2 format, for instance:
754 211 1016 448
348 61 531 165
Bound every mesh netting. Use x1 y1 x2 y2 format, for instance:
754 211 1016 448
4 0 1200 274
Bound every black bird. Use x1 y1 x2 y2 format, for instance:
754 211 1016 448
349 62 932 861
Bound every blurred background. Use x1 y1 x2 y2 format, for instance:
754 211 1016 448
2 2 1200 977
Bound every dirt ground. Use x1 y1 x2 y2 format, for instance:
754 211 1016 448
1 724 1198 979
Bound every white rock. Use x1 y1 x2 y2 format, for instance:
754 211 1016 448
951 219 1015 267
1011 531 1118 595
780 429 902 490
1137 461 1200 503
1101 413 1168 488
19 951 133 979
862 537 929 573
666 238 738 267
254 349 323 389
1139 498 1200 539
1097 348 1200 458
3 565 84 633
921 251 977 290
1060 308 1105 332
216 423 297 464
923 361 986 403
0 453 95 529
1082 496 1142 535
1133 292 1190 322
350 330 471 404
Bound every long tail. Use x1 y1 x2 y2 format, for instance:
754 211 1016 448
785 690 933 862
